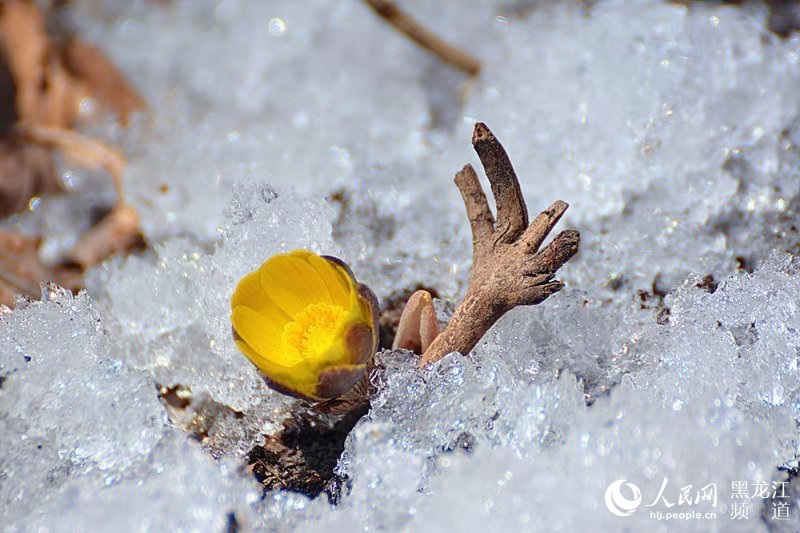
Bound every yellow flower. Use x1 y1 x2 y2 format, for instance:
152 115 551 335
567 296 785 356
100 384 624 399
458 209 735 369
231 249 379 401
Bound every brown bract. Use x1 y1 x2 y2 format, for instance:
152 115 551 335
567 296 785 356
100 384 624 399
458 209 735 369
392 289 439 353
59 38 146 126
0 0 145 129
65 204 145 269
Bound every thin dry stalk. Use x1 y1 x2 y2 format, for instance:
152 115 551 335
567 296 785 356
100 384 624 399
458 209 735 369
363 0 481 76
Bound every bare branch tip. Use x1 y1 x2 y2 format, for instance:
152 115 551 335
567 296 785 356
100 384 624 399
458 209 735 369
544 280 566 296
552 199 569 214
559 229 581 246
472 122 493 144
454 163 477 184
542 229 581 269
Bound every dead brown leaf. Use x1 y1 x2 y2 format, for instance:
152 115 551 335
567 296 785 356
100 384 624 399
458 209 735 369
0 228 81 306
0 0 50 125
0 0 84 128
0 0 143 213
18 124 126 197
60 38 145 125
65 203 144 269
0 133 59 217
0 0 149 306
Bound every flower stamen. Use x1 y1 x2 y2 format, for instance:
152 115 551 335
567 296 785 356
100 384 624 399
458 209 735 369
282 302 348 361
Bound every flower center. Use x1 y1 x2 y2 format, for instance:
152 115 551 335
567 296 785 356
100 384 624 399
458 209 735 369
282 302 348 361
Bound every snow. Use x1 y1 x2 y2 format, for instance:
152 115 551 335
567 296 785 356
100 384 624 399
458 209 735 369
2 0 800 531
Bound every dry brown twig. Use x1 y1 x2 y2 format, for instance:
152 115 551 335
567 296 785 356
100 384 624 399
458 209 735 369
0 0 145 129
0 135 59 217
363 0 481 77
419 123 580 364
0 0 146 305
16 125 126 192
0 229 82 305
65 203 144 269
59 38 146 126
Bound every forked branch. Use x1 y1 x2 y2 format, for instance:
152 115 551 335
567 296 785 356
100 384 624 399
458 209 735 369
420 123 579 364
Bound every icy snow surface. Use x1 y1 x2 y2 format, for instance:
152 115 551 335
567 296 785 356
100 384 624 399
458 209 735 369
3 0 800 531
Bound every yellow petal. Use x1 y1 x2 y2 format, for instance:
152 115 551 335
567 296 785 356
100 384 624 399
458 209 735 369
231 271 292 323
308 253 352 305
259 251 331 317
285 252 337 303
234 335 290 372
232 305 303 367
234 337 318 399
